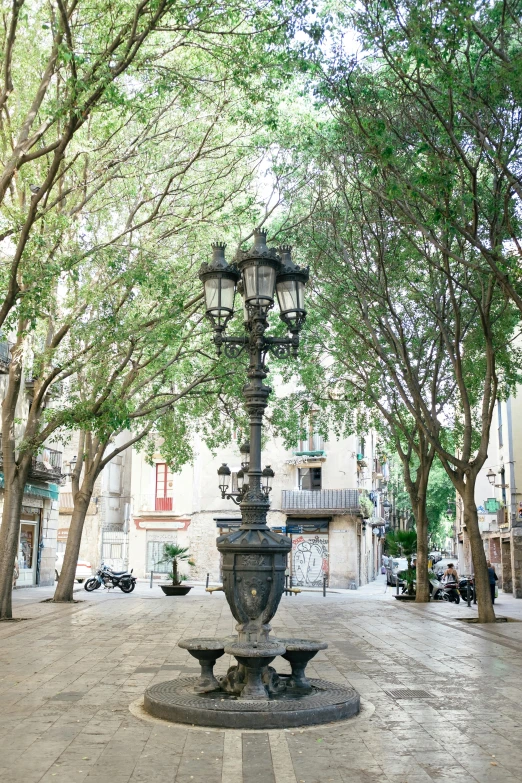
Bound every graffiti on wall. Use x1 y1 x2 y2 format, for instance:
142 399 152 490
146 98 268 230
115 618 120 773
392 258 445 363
291 534 328 587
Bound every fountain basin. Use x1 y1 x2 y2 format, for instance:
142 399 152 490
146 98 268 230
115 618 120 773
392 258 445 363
144 676 360 729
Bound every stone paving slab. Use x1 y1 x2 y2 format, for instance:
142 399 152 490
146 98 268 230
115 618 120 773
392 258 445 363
1 578 522 782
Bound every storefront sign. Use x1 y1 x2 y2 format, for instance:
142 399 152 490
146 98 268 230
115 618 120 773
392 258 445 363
490 537 501 563
134 518 190 531
147 531 182 542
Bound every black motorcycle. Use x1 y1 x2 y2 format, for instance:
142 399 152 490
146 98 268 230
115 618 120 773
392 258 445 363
441 581 460 603
459 576 475 603
84 563 136 593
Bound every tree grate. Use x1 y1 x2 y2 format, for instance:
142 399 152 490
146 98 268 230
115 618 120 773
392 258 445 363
384 689 433 699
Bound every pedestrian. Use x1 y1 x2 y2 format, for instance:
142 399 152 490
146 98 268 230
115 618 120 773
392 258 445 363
12 556 19 589
487 560 498 604
443 563 459 584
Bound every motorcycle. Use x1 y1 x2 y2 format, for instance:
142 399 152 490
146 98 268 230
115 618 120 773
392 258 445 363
84 563 136 593
429 577 460 603
442 581 460 603
459 576 474 603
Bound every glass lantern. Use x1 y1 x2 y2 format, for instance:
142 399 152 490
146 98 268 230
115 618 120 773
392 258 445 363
199 244 239 331
218 463 231 495
276 246 309 330
237 229 280 309
262 465 275 496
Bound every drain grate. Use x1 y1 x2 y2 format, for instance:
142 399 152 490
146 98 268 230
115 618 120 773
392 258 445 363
384 689 433 699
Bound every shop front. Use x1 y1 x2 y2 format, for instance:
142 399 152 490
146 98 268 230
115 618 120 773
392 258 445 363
286 518 330 588
17 507 42 587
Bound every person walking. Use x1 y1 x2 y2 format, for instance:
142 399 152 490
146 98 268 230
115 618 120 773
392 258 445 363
487 561 498 604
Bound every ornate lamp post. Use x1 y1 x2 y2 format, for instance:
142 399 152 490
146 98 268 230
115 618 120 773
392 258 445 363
144 229 359 728
200 229 308 661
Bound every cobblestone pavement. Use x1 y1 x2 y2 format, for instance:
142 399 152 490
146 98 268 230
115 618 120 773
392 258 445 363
2 578 522 783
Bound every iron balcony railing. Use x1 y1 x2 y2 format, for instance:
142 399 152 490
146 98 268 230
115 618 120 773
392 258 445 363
0 340 13 369
31 447 63 481
133 493 174 513
0 434 63 481
281 489 360 514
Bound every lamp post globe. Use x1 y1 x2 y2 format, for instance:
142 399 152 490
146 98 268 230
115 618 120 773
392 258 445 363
276 245 309 333
217 463 231 496
199 243 239 336
236 228 280 311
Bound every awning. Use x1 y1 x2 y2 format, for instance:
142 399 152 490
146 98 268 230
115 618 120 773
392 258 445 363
0 474 59 500
285 516 331 533
214 516 242 528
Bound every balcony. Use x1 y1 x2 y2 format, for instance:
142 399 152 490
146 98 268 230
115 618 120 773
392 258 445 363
0 435 62 482
30 447 63 482
0 340 13 372
133 494 174 513
281 489 360 515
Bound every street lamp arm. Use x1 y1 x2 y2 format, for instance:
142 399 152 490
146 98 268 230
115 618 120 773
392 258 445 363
220 489 244 506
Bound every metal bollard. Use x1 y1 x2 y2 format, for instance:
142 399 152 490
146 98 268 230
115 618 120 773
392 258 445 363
473 575 477 604
323 575 327 597
206 573 210 589
150 570 153 588
467 578 471 607
396 579 399 596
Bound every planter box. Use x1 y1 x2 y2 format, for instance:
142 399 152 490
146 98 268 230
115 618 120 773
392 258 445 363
394 594 416 601
160 585 192 596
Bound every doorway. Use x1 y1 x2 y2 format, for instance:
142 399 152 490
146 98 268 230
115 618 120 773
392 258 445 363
17 520 39 586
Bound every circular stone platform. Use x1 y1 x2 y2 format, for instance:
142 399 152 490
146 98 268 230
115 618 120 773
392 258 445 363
144 676 360 729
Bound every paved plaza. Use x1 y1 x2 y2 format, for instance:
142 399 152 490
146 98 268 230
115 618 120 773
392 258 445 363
2 578 522 783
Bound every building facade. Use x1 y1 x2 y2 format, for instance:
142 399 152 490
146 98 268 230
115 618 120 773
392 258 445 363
58 432 132 573
125 427 385 589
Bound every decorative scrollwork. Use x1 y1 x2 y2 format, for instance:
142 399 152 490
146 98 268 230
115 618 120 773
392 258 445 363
223 343 246 359
268 343 291 360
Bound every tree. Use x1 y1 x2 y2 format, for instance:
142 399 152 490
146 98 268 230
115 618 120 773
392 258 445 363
265 12 521 621
326 0 522 314
0 0 314 618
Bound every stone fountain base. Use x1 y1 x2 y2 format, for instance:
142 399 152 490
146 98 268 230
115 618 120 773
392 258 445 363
144 676 360 729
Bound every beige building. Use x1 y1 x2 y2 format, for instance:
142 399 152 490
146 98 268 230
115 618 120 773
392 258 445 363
57 432 132 573
126 428 385 589
0 339 62 587
456 394 522 596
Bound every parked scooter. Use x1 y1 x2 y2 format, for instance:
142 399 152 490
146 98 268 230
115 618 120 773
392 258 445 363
84 563 136 593
430 576 445 600
459 576 474 603
442 582 460 604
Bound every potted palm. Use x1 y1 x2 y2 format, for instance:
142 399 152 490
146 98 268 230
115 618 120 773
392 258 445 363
158 544 195 596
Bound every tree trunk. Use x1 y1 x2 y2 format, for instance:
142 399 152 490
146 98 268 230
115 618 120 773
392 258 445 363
414 501 430 603
173 558 178 585
0 464 31 618
463 479 495 623
53 486 93 602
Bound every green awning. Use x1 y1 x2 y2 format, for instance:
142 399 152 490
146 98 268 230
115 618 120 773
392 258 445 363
0 474 59 500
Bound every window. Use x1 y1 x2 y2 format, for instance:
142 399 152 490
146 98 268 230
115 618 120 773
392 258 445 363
498 401 503 447
298 467 322 490
155 462 173 511
298 413 324 452
109 463 121 493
